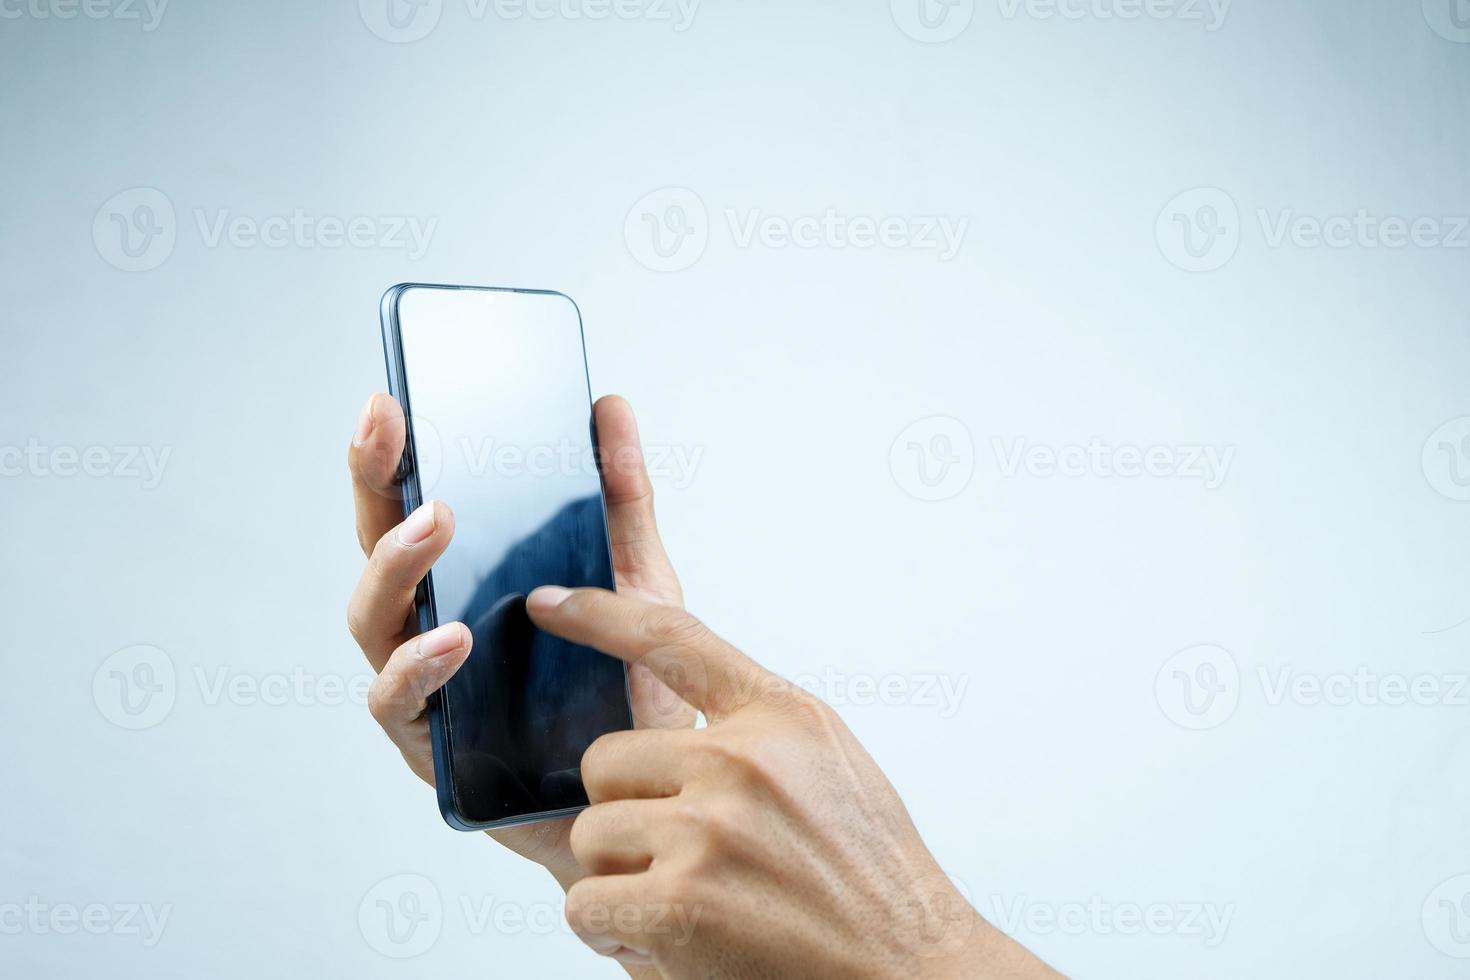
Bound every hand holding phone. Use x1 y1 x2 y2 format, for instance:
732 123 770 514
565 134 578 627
347 287 691 852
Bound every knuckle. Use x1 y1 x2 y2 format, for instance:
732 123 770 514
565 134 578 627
671 797 709 833
799 696 848 748
645 609 710 650
345 595 371 646
579 732 622 788
563 884 615 941
743 733 777 769
693 737 773 788
567 807 600 862
580 731 616 771
366 676 396 727
671 797 742 857
759 676 837 728
697 808 740 854
786 686 837 727
691 737 739 774
367 535 411 590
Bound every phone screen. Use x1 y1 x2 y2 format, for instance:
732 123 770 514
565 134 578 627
391 286 630 826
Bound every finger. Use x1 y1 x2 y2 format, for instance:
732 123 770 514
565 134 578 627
581 728 700 803
565 873 656 962
570 798 674 874
366 622 472 782
627 659 698 731
346 500 455 672
349 393 409 557
525 587 765 720
594 396 678 600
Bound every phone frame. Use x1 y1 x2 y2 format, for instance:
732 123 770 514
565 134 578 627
378 282 630 832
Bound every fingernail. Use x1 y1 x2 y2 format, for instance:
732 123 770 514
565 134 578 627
418 624 465 659
397 502 437 546
353 398 377 447
528 586 573 611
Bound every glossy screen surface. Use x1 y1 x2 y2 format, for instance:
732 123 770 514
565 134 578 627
395 286 628 825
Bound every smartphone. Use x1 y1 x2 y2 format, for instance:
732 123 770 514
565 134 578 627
379 283 632 831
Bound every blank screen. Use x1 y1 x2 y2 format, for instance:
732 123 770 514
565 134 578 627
395 286 629 826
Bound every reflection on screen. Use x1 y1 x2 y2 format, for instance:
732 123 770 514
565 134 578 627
397 287 629 825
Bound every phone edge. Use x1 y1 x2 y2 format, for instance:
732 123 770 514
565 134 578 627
377 282 633 833
379 283 466 830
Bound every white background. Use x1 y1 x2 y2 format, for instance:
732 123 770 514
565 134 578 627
2 1 1468 977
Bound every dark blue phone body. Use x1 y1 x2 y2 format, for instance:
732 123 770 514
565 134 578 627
379 283 633 831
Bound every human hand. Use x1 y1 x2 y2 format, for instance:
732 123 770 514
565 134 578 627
345 393 694 890
526 587 1062 980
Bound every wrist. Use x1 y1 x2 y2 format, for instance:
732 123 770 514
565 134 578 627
897 876 1061 980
